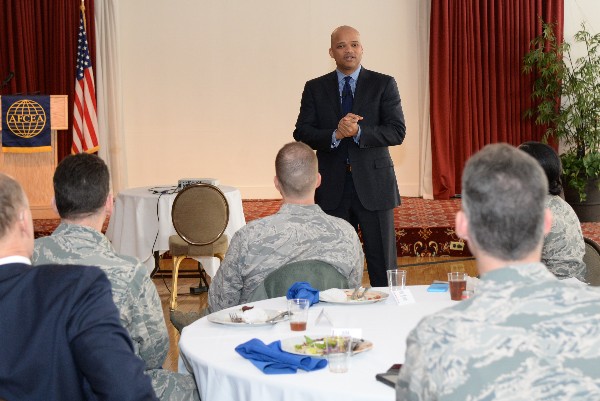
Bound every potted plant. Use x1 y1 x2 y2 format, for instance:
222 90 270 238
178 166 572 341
522 21 600 221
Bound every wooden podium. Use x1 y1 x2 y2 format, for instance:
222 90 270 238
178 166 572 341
0 95 68 219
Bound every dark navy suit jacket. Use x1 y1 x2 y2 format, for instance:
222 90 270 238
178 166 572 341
0 262 157 401
294 67 406 211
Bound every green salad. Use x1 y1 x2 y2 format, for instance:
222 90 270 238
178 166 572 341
293 336 347 355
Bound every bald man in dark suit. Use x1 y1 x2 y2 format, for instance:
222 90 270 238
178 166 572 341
294 25 406 286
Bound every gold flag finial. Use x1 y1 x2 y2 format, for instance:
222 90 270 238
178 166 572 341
80 1 87 31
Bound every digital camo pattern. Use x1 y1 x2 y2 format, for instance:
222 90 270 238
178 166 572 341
397 263 600 401
33 223 199 401
208 204 364 312
543 195 586 282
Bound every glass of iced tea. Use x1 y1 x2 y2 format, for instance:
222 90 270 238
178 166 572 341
448 272 468 301
287 298 310 331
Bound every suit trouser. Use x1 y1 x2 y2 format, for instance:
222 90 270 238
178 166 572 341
324 171 398 287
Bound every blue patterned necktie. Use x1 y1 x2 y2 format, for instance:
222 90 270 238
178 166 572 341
341 76 353 115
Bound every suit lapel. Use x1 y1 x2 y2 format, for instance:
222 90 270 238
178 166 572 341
323 71 342 118
353 67 371 113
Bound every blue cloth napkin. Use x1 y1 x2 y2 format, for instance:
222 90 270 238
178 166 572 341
286 282 319 305
235 338 327 374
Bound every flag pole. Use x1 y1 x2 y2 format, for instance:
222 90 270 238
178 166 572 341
72 0 100 154
80 0 87 31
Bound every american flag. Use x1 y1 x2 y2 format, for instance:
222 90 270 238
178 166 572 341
72 9 99 154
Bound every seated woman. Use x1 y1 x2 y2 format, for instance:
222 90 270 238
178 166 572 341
519 141 587 282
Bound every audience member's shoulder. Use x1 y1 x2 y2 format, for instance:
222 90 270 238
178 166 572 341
240 214 277 231
116 252 146 269
323 212 358 232
33 263 108 285
33 234 53 248
562 279 600 296
110 253 153 284
414 302 469 337
546 195 568 209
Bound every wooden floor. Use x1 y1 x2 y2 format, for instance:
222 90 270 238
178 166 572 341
155 255 478 372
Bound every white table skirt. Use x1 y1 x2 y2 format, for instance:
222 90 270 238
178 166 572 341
178 286 456 401
106 185 246 275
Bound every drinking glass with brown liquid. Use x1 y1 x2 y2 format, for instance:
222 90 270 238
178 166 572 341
448 272 468 301
288 298 310 331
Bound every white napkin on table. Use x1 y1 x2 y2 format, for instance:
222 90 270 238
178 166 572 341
319 288 347 302
241 307 269 323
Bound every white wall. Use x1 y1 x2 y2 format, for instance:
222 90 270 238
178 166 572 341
118 0 422 198
565 0 600 53
117 1 599 199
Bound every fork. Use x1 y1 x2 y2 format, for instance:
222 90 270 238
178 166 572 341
358 286 371 300
265 311 290 323
350 285 362 300
229 312 243 323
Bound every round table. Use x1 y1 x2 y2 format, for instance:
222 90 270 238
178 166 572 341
178 286 456 401
105 185 245 275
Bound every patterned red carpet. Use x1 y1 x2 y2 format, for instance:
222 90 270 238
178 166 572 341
34 197 600 257
242 198 600 257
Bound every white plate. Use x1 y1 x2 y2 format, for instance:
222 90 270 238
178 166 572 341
320 289 389 304
280 335 373 357
207 309 288 326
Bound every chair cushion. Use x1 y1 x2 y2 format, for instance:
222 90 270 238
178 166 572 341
169 309 208 334
248 260 349 302
169 234 228 257
584 237 600 286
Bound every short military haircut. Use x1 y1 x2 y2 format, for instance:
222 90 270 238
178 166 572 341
518 141 563 196
53 153 110 219
461 143 548 260
275 142 318 198
0 174 27 240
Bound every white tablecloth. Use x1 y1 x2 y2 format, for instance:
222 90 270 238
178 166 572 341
178 286 456 401
105 185 246 275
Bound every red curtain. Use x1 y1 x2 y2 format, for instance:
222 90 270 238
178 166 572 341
0 0 96 161
429 0 564 199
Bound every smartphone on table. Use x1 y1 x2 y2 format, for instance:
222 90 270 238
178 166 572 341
427 282 449 292
375 363 402 388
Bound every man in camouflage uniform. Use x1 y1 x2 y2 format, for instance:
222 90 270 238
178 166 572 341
33 154 199 401
208 142 364 312
397 144 600 400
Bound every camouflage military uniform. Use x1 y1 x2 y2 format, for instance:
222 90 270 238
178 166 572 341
397 263 600 400
33 224 199 401
208 204 364 312
544 195 586 282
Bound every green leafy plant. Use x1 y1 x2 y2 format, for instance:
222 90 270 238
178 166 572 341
522 21 600 201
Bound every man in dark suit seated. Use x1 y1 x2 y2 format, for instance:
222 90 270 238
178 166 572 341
0 173 158 401
294 25 406 286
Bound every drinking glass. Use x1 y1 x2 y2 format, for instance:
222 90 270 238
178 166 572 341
387 269 406 290
287 298 310 331
325 336 352 373
448 272 468 301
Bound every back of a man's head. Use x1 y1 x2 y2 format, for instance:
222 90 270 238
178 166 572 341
275 142 318 199
0 174 27 241
462 143 548 260
54 153 110 219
